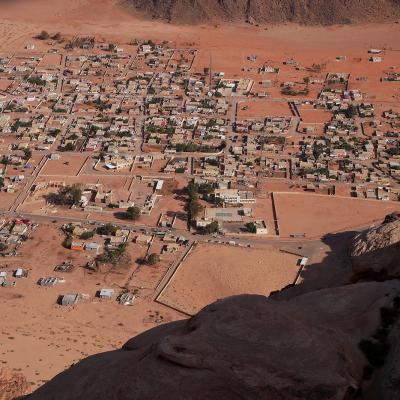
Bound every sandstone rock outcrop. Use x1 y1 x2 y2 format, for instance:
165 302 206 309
0 368 30 400
29 281 400 400
124 0 400 25
351 212 400 282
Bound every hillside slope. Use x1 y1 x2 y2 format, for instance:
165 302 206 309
351 212 400 282
124 0 400 24
29 282 400 400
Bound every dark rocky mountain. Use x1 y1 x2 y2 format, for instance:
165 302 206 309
123 0 400 24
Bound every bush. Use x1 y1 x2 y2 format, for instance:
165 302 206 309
146 253 160 265
63 235 72 249
246 222 257 234
202 221 219 235
97 224 118 236
96 243 130 267
57 185 82 206
80 231 95 240
58 142 75 152
37 31 50 40
0 243 8 252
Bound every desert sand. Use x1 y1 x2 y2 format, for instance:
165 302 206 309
158 243 300 315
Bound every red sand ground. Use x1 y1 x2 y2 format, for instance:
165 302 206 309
0 223 183 388
40 155 89 177
274 192 400 238
158 243 299 315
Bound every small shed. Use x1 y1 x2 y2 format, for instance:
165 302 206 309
98 288 114 299
119 293 135 306
71 241 85 251
60 293 80 306
85 242 101 253
14 268 24 278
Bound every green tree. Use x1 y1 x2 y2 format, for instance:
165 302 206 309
146 253 160 265
63 235 73 249
125 206 141 221
97 223 118 236
95 243 131 267
57 184 82 206
37 30 50 40
80 231 95 240
23 148 32 161
1 156 10 168
245 222 257 234
52 32 62 41
203 221 219 235
345 104 357 119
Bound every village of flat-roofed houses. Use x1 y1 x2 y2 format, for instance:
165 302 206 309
0 30 399 388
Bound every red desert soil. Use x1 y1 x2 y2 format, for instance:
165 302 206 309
274 192 400 238
158 243 300 315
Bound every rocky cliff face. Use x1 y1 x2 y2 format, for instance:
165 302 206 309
0 368 30 400
124 0 400 24
29 282 400 400
351 212 400 282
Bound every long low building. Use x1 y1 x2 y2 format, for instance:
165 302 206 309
196 207 252 227
214 189 256 205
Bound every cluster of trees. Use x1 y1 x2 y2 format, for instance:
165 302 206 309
97 223 118 236
185 182 203 226
1 156 11 169
27 76 47 86
36 31 62 41
313 143 327 160
174 141 225 153
281 86 309 96
80 230 95 240
50 185 82 206
201 221 219 235
95 243 131 268
11 119 32 132
94 98 112 111
65 37 95 50
0 243 8 254
22 148 32 161
259 136 285 146
58 143 76 152
147 125 176 135
344 104 358 119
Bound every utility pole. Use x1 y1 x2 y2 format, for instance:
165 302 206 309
209 52 212 89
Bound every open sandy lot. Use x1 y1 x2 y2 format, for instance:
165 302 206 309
237 99 293 119
0 223 183 388
40 155 89 177
157 243 300 315
274 192 400 238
